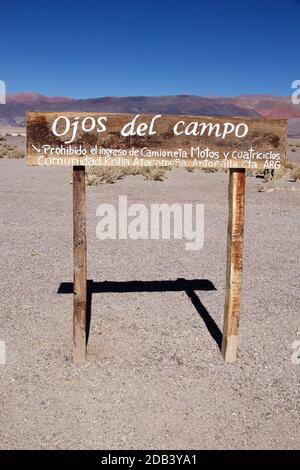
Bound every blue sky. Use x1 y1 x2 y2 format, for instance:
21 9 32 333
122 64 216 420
1 0 299 98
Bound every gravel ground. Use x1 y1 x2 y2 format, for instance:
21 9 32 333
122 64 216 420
0 152 299 449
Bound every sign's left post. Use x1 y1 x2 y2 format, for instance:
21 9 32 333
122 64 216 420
73 166 87 363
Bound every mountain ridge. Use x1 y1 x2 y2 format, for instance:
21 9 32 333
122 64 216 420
1 92 300 135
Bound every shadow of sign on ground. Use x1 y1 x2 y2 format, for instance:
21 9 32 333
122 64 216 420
58 278 221 349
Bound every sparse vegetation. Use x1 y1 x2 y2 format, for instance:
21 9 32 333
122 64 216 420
142 167 168 181
255 161 300 191
264 168 285 182
283 160 300 182
85 166 128 185
0 136 25 158
284 160 295 170
256 181 282 192
7 147 24 158
71 165 169 186
83 158 300 188
290 166 300 182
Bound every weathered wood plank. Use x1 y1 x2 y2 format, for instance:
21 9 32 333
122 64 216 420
73 166 87 364
222 168 246 362
27 112 287 170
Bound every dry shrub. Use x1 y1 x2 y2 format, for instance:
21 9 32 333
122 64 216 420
86 166 127 185
256 167 285 191
263 168 285 182
7 147 24 159
142 167 168 181
285 160 300 182
256 181 281 193
0 140 25 159
271 168 285 181
284 160 295 170
290 166 300 182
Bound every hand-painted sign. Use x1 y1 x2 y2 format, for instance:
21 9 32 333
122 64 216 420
27 112 287 170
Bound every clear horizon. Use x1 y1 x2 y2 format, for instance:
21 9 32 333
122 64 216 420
5 91 294 99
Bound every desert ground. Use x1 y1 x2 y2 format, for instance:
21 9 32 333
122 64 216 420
0 134 299 449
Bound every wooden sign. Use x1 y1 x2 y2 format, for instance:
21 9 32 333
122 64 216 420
27 112 287 170
26 111 288 365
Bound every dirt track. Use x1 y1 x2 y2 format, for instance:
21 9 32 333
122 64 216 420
0 156 299 449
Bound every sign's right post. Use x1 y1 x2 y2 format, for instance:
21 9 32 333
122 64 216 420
222 168 246 362
73 165 87 364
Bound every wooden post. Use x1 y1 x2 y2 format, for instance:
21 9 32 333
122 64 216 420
73 166 87 363
222 168 245 362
